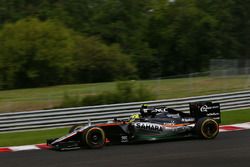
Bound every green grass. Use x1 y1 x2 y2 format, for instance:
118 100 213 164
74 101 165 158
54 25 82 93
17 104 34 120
0 108 249 147
0 128 68 147
0 75 249 112
221 109 250 125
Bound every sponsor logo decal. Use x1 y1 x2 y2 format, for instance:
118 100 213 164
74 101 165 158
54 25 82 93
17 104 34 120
200 105 219 112
207 113 220 116
181 118 195 122
135 122 163 131
213 117 220 120
200 105 208 112
121 136 128 143
154 108 166 112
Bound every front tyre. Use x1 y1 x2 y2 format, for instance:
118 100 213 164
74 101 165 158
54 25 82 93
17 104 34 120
84 127 105 149
195 118 219 139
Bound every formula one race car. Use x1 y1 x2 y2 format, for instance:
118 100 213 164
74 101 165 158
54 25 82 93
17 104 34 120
47 101 221 150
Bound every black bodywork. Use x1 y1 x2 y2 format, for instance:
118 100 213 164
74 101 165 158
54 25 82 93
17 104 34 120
47 101 221 150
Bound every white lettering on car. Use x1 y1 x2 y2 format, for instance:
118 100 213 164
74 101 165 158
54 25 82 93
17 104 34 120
200 105 219 112
135 122 163 131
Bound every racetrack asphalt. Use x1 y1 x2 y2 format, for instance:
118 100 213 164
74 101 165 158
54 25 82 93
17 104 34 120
0 130 249 167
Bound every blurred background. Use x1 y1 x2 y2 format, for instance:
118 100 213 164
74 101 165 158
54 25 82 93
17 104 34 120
0 0 249 112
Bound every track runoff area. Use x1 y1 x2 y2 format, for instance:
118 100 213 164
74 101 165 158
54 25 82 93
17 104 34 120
0 122 250 153
0 126 249 167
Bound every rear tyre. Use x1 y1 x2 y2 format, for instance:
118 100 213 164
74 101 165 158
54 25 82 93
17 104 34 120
84 127 105 149
195 117 219 139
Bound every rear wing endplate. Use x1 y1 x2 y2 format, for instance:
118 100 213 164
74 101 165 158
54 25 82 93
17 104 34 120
189 101 221 123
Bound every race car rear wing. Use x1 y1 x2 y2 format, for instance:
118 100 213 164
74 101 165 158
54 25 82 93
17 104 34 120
189 101 221 123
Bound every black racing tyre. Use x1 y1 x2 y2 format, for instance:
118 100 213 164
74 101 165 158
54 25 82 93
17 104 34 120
69 124 85 133
84 127 105 149
195 117 219 139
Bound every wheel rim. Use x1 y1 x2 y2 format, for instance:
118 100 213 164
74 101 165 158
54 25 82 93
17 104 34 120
203 121 218 138
86 128 105 148
89 131 103 145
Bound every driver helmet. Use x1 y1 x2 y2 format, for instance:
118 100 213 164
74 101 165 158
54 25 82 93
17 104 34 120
129 114 140 122
140 104 150 116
